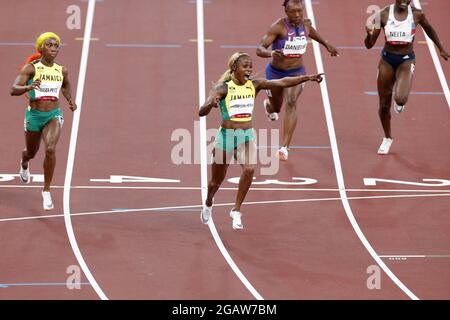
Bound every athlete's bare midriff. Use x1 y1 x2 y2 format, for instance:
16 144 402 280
221 119 253 130
29 100 60 112
271 54 304 71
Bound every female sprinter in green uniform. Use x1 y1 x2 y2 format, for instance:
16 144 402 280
10 32 77 210
199 52 323 230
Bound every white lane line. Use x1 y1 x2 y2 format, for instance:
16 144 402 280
304 0 419 300
196 0 263 300
63 0 107 300
412 0 450 109
207 217 264 300
196 0 208 203
380 255 450 259
1 184 450 192
2 192 449 223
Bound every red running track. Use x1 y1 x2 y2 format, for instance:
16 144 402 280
0 0 448 299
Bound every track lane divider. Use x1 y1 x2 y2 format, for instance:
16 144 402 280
196 0 263 300
412 0 450 109
63 0 108 300
304 0 418 300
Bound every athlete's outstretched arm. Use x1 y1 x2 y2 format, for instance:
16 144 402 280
418 11 449 61
305 19 339 56
256 21 284 59
254 73 324 93
10 64 39 96
198 82 227 117
61 67 77 111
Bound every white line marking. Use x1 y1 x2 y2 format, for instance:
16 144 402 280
90 176 180 183
1 184 450 192
2 193 449 223
364 178 450 187
381 255 425 258
305 0 419 300
207 218 264 299
412 0 450 108
380 255 450 258
196 0 208 202
196 0 263 300
63 0 107 300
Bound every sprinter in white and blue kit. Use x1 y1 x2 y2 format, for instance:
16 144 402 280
365 0 448 155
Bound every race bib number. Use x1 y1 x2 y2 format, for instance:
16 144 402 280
283 36 308 58
228 98 254 120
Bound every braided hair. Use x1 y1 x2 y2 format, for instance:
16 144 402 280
282 0 303 7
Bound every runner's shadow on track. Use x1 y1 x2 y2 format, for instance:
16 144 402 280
0 188 43 215
369 153 433 177
390 154 434 175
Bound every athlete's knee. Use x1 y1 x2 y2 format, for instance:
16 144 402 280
208 179 223 190
24 151 37 159
45 144 57 155
269 99 282 113
394 94 408 106
285 97 297 109
242 165 255 176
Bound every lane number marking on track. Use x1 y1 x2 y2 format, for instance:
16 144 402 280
364 178 450 187
227 177 318 185
0 174 44 183
90 175 180 183
2 174 450 188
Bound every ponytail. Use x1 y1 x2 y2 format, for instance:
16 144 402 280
217 69 232 83
25 52 42 65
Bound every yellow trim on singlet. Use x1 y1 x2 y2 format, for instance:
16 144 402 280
28 60 64 101
219 80 256 122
